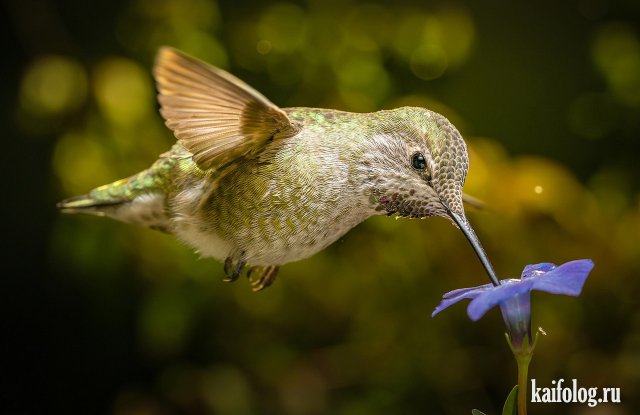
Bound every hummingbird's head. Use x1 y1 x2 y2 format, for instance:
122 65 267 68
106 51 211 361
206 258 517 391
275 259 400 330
364 107 467 220
362 106 499 285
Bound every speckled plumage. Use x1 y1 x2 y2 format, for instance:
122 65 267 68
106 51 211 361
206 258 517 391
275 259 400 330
58 47 490 290
166 106 468 266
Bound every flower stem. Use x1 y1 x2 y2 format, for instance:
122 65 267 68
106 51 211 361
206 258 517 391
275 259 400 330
515 353 531 415
506 332 538 415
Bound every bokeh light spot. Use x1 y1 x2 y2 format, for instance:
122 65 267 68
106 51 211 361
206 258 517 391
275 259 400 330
342 4 390 52
175 32 229 69
257 39 272 55
258 3 307 53
410 43 448 80
434 6 475 68
335 53 390 110
592 22 640 106
53 130 112 195
93 58 152 126
201 366 254 414
393 6 475 79
20 56 87 117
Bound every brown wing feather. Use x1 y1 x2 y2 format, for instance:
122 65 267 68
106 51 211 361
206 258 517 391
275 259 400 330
154 47 296 170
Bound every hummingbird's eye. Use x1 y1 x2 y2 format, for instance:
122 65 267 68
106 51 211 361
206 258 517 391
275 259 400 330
411 152 426 170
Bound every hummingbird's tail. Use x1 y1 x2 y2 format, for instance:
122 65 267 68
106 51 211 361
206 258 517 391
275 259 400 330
58 156 175 232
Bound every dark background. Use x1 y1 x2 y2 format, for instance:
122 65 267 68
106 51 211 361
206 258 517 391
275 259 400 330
3 0 640 414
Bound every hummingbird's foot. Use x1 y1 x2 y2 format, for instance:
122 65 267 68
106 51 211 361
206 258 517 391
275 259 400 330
247 265 279 292
223 254 246 282
223 257 233 275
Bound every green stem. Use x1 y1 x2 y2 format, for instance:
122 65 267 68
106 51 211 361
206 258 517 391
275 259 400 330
515 353 531 415
506 332 539 415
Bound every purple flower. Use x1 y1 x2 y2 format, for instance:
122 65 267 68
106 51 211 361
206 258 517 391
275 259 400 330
432 259 594 349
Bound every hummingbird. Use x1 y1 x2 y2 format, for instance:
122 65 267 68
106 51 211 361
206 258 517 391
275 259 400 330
58 47 499 291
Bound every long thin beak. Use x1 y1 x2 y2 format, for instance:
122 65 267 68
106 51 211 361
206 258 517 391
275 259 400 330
448 210 500 286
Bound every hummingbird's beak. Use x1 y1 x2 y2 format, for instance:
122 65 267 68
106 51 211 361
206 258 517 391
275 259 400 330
447 209 500 286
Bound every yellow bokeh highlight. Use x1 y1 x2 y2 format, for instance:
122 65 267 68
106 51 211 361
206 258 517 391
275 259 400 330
256 39 272 55
20 55 87 117
93 57 152 126
410 42 448 80
53 130 113 195
592 22 640 106
136 0 219 30
393 6 475 80
435 6 475 68
341 4 390 52
200 366 254 414
257 3 307 53
335 52 390 111
174 32 229 69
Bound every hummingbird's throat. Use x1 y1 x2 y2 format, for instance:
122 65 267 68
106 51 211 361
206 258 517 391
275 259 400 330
374 191 446 219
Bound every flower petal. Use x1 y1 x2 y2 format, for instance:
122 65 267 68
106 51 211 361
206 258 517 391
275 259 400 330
442 283 493 299
432 285 491 317
521 262 556 278
467 279 535 321
530 259 594 296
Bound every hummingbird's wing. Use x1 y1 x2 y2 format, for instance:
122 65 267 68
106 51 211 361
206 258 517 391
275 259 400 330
154 47 297 171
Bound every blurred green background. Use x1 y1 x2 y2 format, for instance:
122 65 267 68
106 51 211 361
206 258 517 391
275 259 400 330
3 0 640 414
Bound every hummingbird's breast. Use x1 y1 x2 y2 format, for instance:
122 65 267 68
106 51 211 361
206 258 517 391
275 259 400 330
171 109 376 266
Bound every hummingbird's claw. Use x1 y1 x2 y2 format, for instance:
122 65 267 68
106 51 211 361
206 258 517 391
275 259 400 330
223 254 246 282
225 259 278 290
249 266 279 292
247 266 260 279
223 257 232 276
